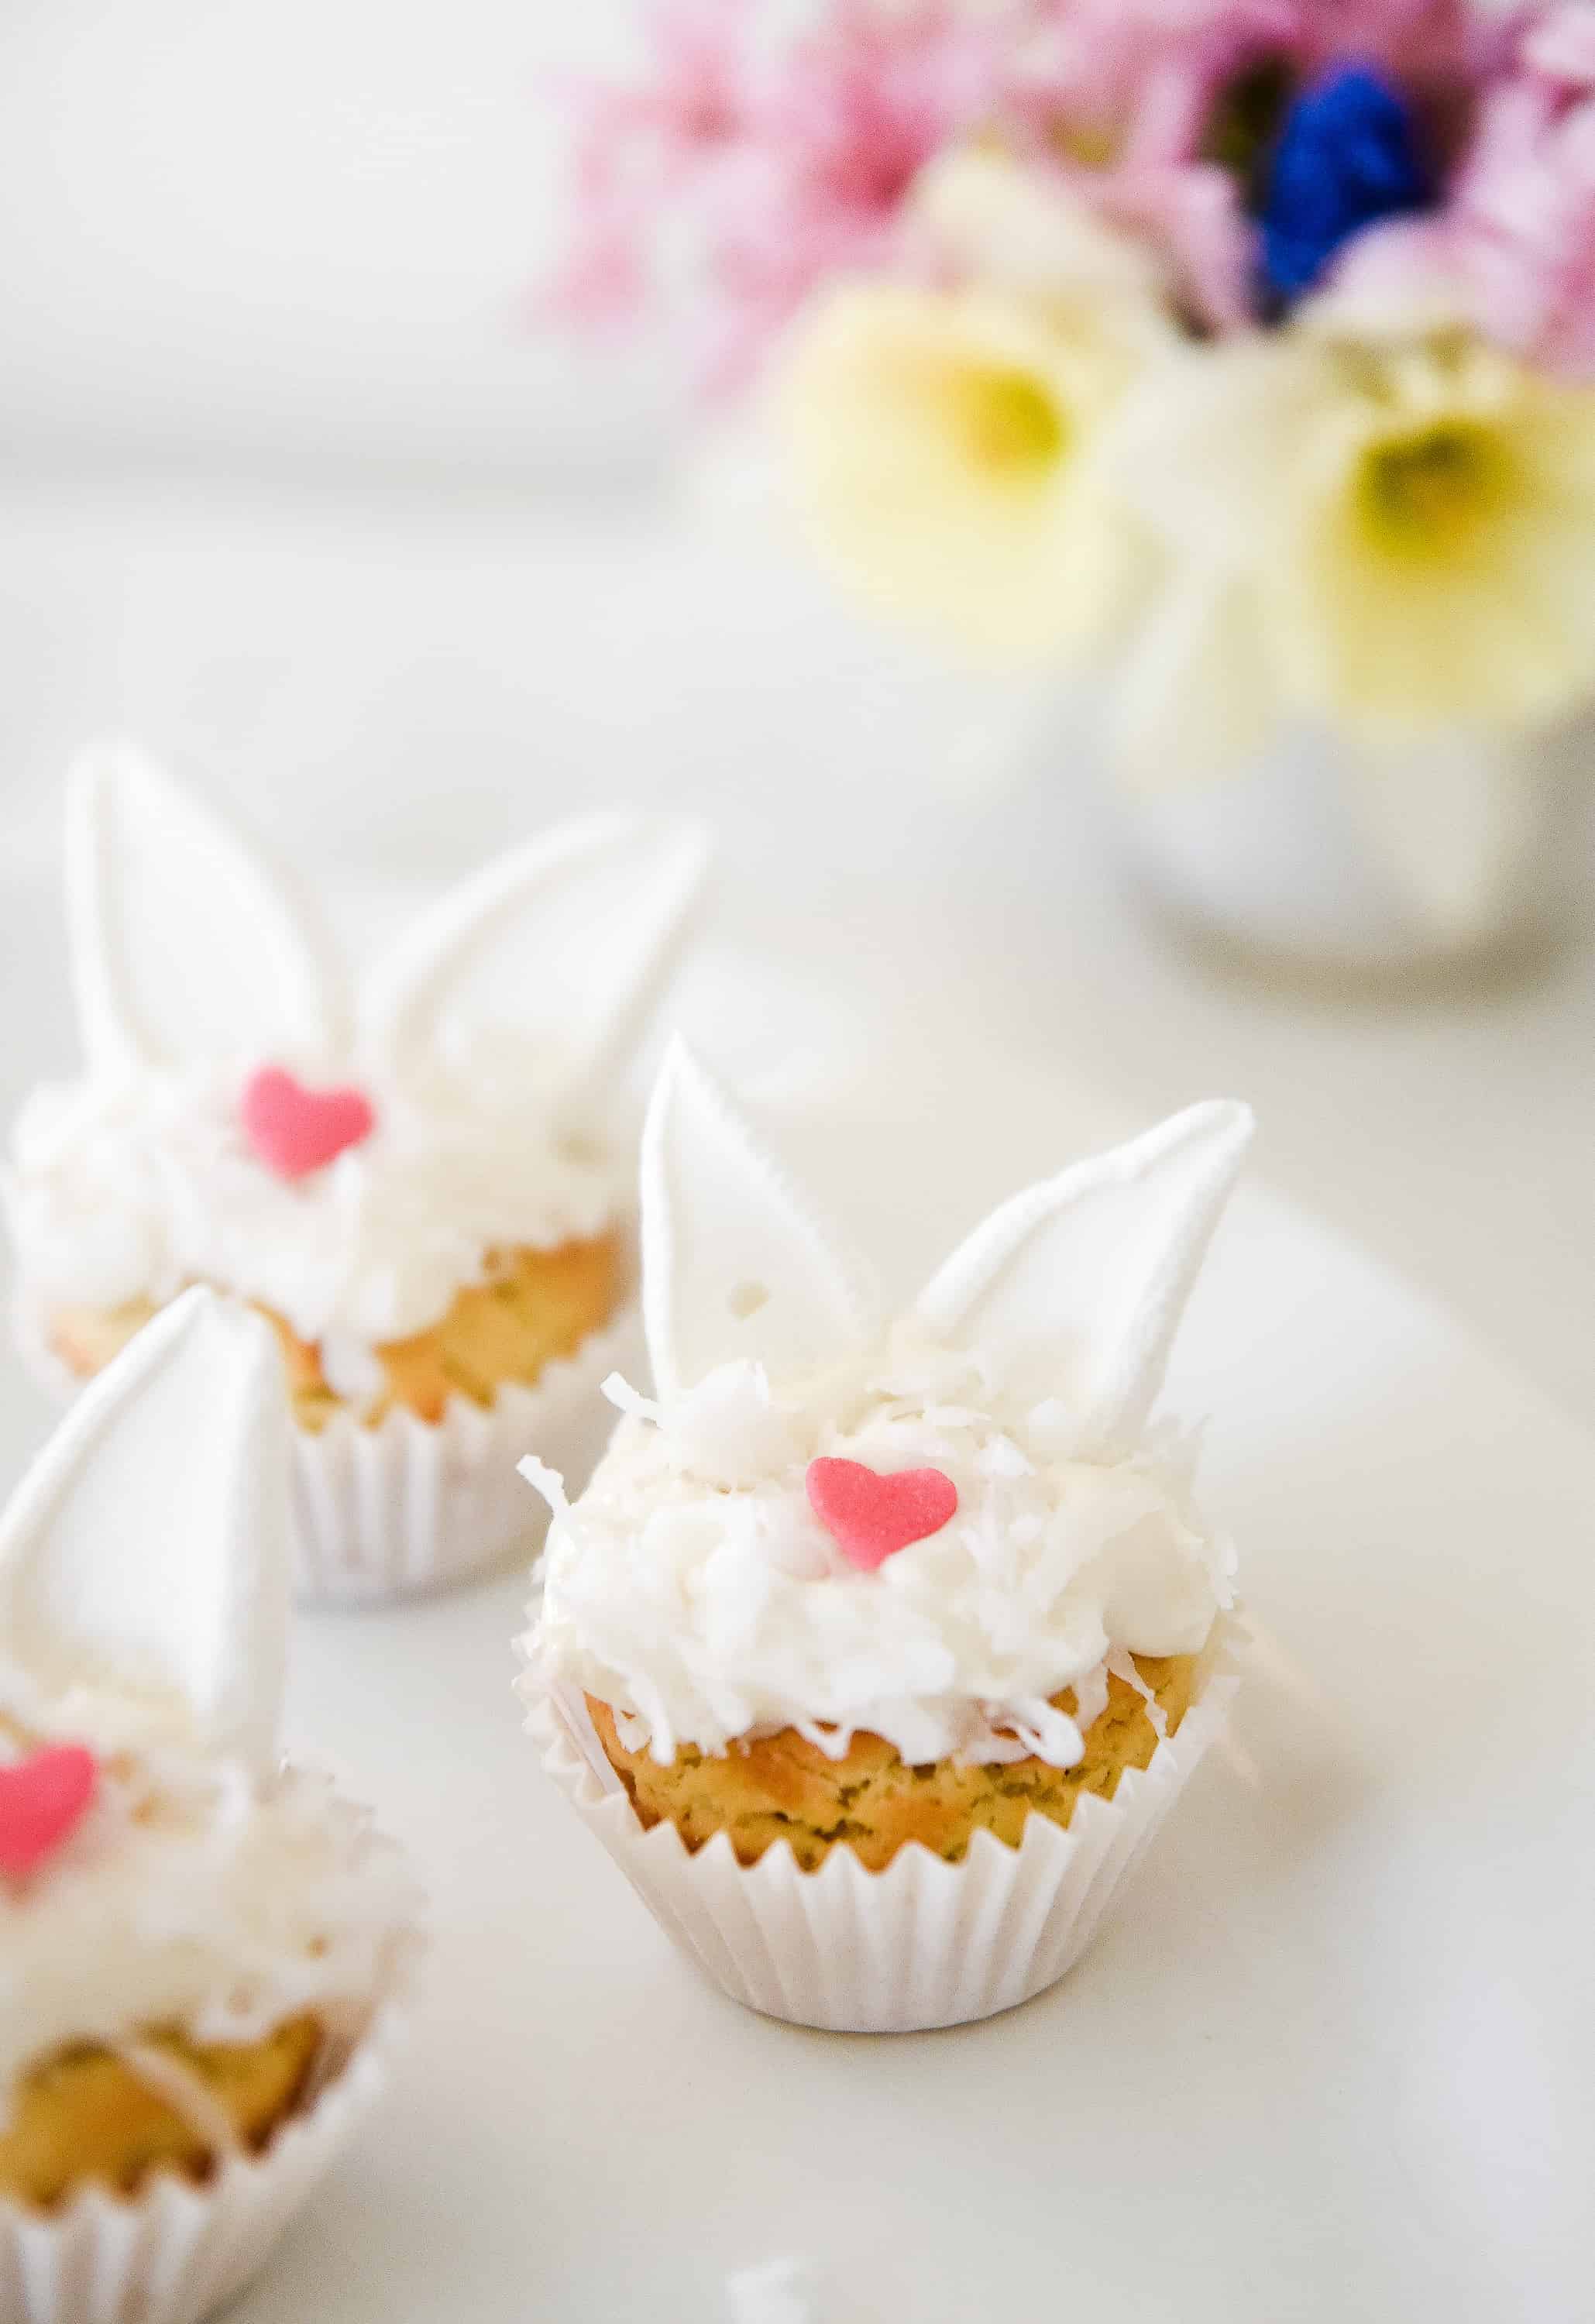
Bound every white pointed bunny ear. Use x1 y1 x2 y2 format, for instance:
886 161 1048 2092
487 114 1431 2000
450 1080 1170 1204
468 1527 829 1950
67 742 340 1078
357 815 711 1100
0 1289 292 1772
916 1101 1254 1453
641 1038 877 1401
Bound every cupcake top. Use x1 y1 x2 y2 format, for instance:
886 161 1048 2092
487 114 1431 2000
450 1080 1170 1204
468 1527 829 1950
7 748 708 1353
527 1044 1252 1768
0 1291 417 2083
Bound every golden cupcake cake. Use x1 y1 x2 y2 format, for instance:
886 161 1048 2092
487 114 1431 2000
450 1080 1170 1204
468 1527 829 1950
523 1042 1251 2032
5 746 707 1600
0 1289 416 2323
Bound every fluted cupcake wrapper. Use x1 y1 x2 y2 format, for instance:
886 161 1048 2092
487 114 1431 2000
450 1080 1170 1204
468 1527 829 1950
532 1638 1241 2034
0 2005 406 2324
290 1303 640 1607
15 1292 638 1608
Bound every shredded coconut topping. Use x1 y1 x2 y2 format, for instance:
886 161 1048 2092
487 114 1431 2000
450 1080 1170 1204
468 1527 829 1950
6 1047 626 1346
524 1324 1233 1768
0 1668 419 2093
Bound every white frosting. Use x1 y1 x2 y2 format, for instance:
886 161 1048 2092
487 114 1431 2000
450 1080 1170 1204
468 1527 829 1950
0 1669 417 2098
528 1332 1234 1768
8 1057 624 1347
524 1049 1250 1770
9 751 708 1353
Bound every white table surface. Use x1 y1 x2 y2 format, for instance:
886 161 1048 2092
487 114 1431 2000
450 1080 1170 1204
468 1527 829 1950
0 470 1590 1428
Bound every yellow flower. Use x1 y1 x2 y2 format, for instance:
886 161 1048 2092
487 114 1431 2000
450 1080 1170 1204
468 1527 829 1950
1285 335 1595 729
773 232 1168 669
1113 324 1595 737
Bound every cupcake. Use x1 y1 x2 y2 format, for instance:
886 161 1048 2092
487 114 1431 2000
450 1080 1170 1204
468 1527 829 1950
0 1287 417 2324
522 1042 1251 2033
6 745 709 1601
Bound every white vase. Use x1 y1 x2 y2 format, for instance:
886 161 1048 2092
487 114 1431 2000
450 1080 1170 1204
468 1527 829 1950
1115 720 1585 988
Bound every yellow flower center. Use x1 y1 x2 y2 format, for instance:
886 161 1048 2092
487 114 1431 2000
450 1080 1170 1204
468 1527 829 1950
1053 119 1122 170
1356 421 1514 562
949 366 1067 480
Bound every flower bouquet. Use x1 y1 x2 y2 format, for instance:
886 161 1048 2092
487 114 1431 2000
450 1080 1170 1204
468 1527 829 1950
545 2 1595 974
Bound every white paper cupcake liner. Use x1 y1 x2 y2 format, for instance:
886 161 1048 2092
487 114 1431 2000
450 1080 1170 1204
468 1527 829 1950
290 1302 641 1606
0 2004 405 2324
532 1636 1241 2033
15 1291 638 1608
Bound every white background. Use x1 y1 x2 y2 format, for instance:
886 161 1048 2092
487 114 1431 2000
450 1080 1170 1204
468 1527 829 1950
0 0 665 485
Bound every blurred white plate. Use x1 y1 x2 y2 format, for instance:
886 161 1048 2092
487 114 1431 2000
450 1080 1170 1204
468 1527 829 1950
0 926 1588 2324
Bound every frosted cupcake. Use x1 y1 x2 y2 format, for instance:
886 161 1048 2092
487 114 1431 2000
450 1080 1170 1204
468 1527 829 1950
0 1288 417 2324
523 1043 1251 2033
6 746 708 1601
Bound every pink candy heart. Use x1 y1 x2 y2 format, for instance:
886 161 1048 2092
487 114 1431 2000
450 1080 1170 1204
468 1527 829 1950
806 1457 959 1572
240 1065 375 1181
0 1745 98 1882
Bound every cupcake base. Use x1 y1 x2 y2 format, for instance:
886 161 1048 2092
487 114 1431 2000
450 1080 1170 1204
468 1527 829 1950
35 1235 623 1435
0 2008 403 2324
531 1631 1240 2034
583 1655 1198 1871
0 2017 323 2210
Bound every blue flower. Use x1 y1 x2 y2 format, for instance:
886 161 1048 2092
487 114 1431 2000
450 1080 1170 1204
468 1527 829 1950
1260 65 1435 303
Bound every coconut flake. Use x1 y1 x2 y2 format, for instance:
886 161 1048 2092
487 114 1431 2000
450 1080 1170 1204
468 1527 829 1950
517 1455 569 1521
601 1371 660 1425
664 1360 810 1488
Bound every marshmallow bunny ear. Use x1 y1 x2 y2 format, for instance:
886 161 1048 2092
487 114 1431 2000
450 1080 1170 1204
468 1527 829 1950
357 815 710 1100
0 1290 292 1772
67 744 340 1077
916 1102 1253 1452
641 1040 876 1401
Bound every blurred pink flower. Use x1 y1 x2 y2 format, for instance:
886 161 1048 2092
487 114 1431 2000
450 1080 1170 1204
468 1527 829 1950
1449 4 1595 376
996 1 1294 332
1522 2 1595 86
1005 0 1473 334
1293 0 1476 84
1091 164 1257 331
1319 3 1595 378
544 0 1030 387
1016 0 1476 162
700 1 1019 384
1313 211 1471 340
539 0 1534 380
1016 0 1298 167
541 0 758 336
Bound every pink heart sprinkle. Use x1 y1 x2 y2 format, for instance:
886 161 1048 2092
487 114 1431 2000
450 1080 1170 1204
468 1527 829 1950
0 1745 99 1882
806 1457 959 1572
240 1066 375 1181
